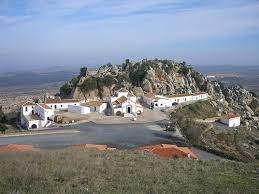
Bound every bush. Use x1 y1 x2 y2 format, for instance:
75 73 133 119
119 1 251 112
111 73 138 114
60 83 72 96
129 63 149 86
0 123 7 133
249 99 259 112
80 77 98 100
80 67 88 77
99 75 116 88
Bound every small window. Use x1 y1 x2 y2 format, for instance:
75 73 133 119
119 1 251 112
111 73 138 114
55 105 57 109
74 104 77 106
61 105 63 107
50 105 53 107
161 104 163 106
25 107 28 111
155 103 158 106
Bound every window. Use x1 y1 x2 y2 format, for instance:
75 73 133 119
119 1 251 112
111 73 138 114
50 105 53 107
54 105 57 109
25 107 28 111
74 104 77 106
155 103 158 106
61 105 63 107
161 104 163 106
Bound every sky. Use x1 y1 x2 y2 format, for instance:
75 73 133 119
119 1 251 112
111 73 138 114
0 0 259 72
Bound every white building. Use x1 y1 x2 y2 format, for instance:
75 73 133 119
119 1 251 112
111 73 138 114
108 89 143 117
81 101 107 113
45 97 80 110
20 102 54 129
68 105 91 115
143 92 208 109
20 97 80 130
221 114 240 127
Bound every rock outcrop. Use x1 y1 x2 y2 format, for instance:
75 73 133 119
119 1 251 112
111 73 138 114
60 58 258 130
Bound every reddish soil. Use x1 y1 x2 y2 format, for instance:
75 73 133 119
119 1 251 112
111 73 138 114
138 144 197 160
70 144 116 151
0 144 34 152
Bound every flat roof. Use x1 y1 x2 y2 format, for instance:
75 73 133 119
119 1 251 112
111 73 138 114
81 101 105 107
45 98 79 104
22 101 36 107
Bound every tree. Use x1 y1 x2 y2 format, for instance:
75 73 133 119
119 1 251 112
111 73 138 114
0 123 7 134
80 67 88 77
102 75 115 88
180 65 189 76
70 77 80 87
80 77 97 101
0 106 4 122
60 83 72 96
129 63 148 86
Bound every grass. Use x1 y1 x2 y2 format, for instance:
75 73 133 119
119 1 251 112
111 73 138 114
171 101 216 145
170 101 257 162
171 100 218 120
0 149 258 194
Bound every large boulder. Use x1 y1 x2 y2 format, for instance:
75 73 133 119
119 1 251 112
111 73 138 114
142 79 153 93
145 68 156 81
132 87 144 97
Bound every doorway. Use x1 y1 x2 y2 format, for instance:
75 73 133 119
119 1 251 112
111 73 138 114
31 124 37 129
127 106 131 114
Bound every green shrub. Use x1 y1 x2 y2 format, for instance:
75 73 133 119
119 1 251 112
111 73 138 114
60 83 72 96
0 123 7 133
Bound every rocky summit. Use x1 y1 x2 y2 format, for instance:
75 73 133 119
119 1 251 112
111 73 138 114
60 59 258 130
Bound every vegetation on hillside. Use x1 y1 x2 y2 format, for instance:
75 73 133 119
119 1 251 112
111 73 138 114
0 150 258 193
171 101 258 162
59 59 206 99
171 101 217 145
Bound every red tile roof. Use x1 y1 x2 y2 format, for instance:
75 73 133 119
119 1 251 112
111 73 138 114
38 103 52 109
112 96 127 105
224 114 240 119
138 144 197 160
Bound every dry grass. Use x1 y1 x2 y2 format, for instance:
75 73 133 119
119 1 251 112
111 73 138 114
0 149 258 194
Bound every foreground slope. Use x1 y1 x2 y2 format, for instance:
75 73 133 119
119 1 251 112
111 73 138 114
0 150 258 193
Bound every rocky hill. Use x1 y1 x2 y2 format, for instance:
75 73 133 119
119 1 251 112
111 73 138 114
60 59 258 128
61 59 216 98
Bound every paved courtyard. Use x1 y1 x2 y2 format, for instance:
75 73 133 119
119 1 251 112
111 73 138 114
0 121 187 149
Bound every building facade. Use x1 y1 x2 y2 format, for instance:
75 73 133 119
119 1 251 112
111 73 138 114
221 114 241 127
21 97 80 130
108 89 144 117
143 92 208 109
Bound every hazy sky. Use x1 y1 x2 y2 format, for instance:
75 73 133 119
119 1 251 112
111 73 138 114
0 0 259 72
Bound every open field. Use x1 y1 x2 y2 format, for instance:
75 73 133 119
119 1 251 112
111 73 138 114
0 149 258 193
196 65 259 95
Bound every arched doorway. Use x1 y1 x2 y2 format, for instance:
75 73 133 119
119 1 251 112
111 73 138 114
116 111 122 116
31 124 37 129
127 106 131 114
